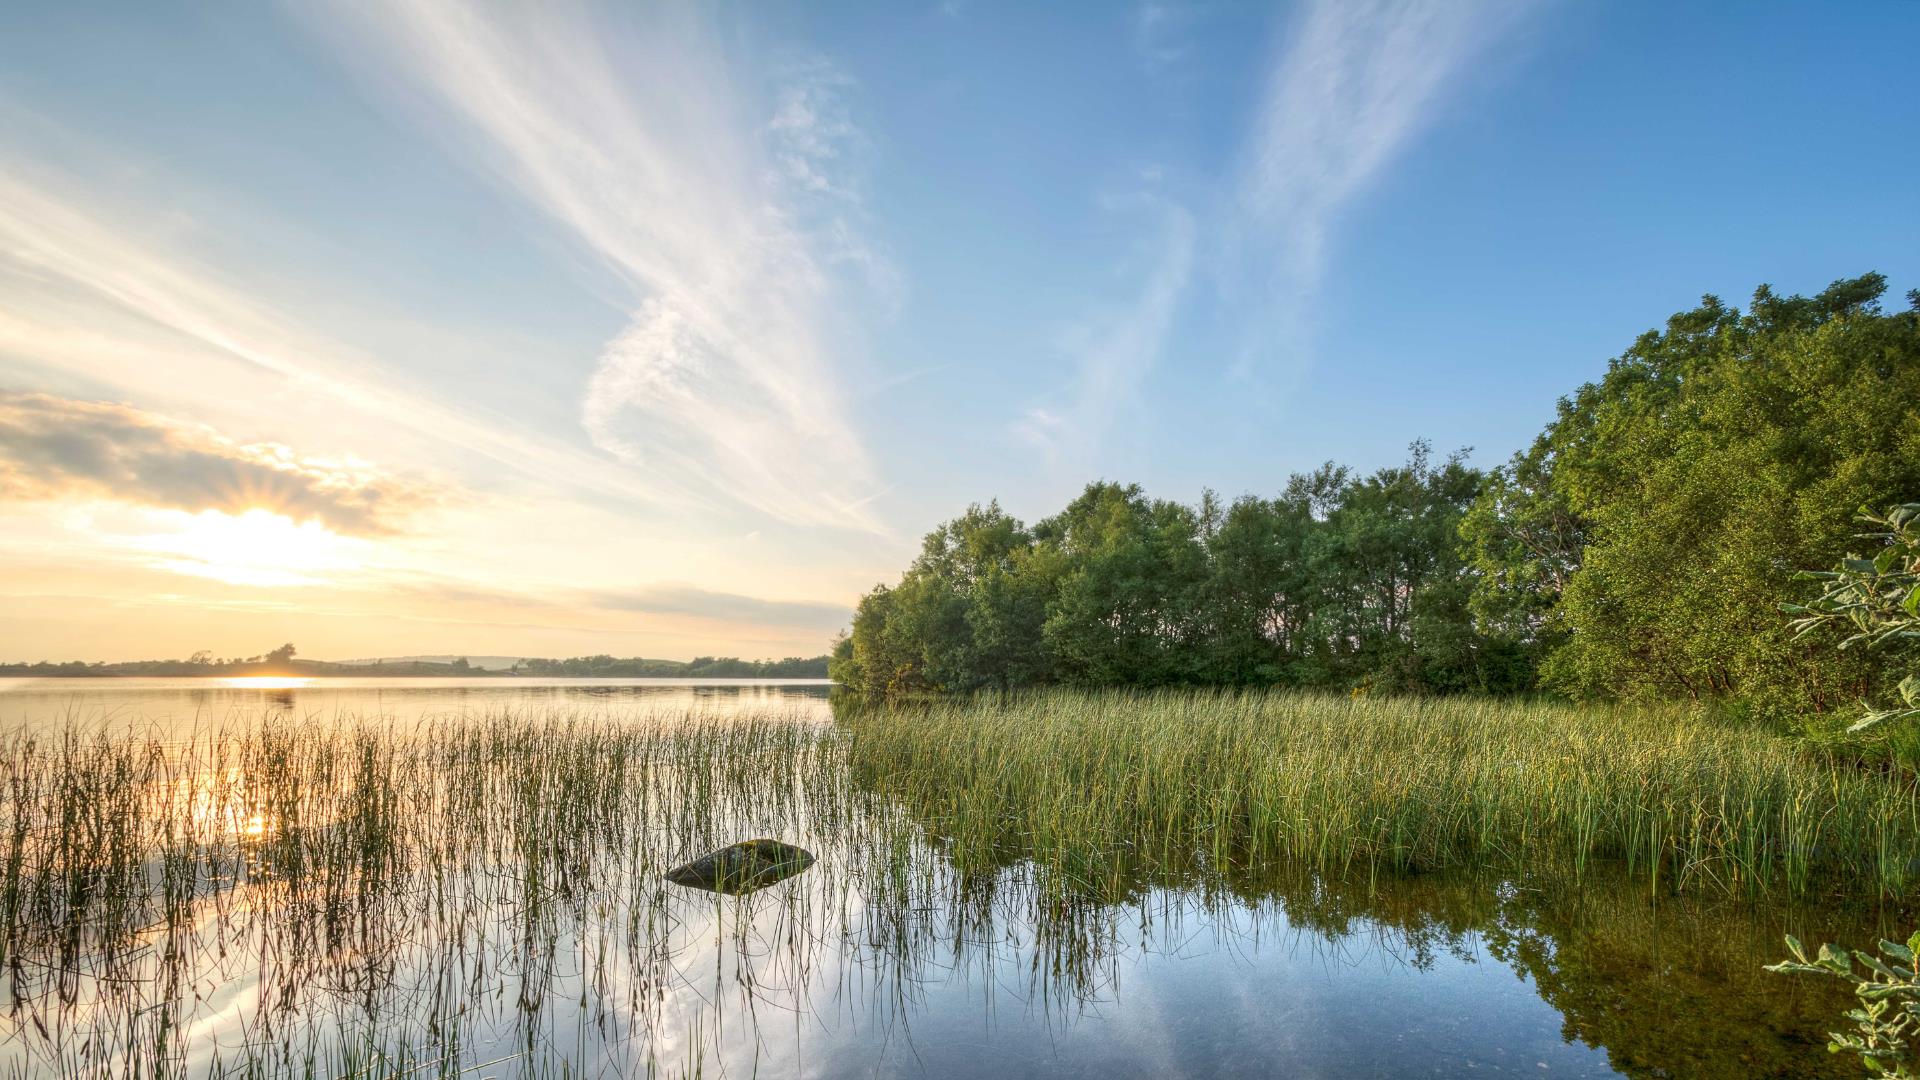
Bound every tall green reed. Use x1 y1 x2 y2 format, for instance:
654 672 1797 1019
842 689 1920 901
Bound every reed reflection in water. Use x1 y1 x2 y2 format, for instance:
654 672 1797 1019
0 704 1895 1078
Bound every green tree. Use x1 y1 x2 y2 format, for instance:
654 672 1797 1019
1193 491 1318 683
1036 483 1208 686
1467 275 1920 717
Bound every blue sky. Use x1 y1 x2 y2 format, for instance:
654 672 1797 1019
0 1 1914 661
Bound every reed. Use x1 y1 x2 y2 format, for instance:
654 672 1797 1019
0 708 858 1078
842 689 1920 901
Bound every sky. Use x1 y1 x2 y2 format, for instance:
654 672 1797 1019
0 1 1914 664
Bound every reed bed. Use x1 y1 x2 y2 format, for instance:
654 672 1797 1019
842 689 1920 900
0 708 865 1078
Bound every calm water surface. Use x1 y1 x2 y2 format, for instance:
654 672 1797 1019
0 681 1892 1078
0 676 834 734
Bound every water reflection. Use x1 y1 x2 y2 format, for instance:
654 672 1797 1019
0 705 1901 1079
220 676 311 690
0 675 835 737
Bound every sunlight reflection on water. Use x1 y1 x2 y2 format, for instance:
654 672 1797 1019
0 676 835 736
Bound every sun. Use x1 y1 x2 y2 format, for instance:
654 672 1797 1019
137 508 364 587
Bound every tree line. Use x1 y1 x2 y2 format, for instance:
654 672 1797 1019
832 274 1920 721
513 655 830 678
1 649 832 680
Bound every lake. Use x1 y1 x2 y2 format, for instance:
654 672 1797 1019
0 681 1893 1078
0 676 835 735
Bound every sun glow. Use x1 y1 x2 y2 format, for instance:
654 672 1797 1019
224 676 311 690
136 508 364 587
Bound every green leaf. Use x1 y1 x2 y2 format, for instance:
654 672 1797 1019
1855 952 1901 979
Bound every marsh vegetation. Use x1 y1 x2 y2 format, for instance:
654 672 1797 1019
1 689 1913 1077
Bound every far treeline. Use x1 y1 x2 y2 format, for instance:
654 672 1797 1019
0 649 831 679
511 655 829 678
832 274 1920 724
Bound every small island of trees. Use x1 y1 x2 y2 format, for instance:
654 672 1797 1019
832 274 1920 732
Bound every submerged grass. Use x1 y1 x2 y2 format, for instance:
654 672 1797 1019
842 689 1920 901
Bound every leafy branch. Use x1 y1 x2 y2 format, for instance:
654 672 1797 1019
1783 503 1920 732
1767 933 1920 1077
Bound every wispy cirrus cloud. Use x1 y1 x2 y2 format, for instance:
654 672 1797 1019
0 392 433 535
0 167 665 506
1017 194 1195 467
1228 0 1534 373
314 1 887 532
1030 0 1531 461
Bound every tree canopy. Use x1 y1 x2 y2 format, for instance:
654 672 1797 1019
834 441 1522 697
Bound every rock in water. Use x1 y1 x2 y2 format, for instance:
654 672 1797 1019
665 839 815 895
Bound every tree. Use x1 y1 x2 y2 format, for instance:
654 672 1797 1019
1036 483 1208 686
1465 275 1920 718
1458 439 1584 674
266 643 297 664
1309 442 1487 692
838 452 1512 695
1193 491 1317 683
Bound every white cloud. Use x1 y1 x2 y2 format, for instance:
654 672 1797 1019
1022 1 1528 468
313 1 887 532
1229 0 1533 374
1018 197 1195 467
0 168 661 506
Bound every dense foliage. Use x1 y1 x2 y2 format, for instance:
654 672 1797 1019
833 443 1517 695
837 275 1920 717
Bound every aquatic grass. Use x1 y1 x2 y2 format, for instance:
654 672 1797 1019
842 689 1920 901
0 707 865 1078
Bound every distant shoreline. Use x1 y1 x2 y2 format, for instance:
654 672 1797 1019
0 654 832 680
0 673 837 681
